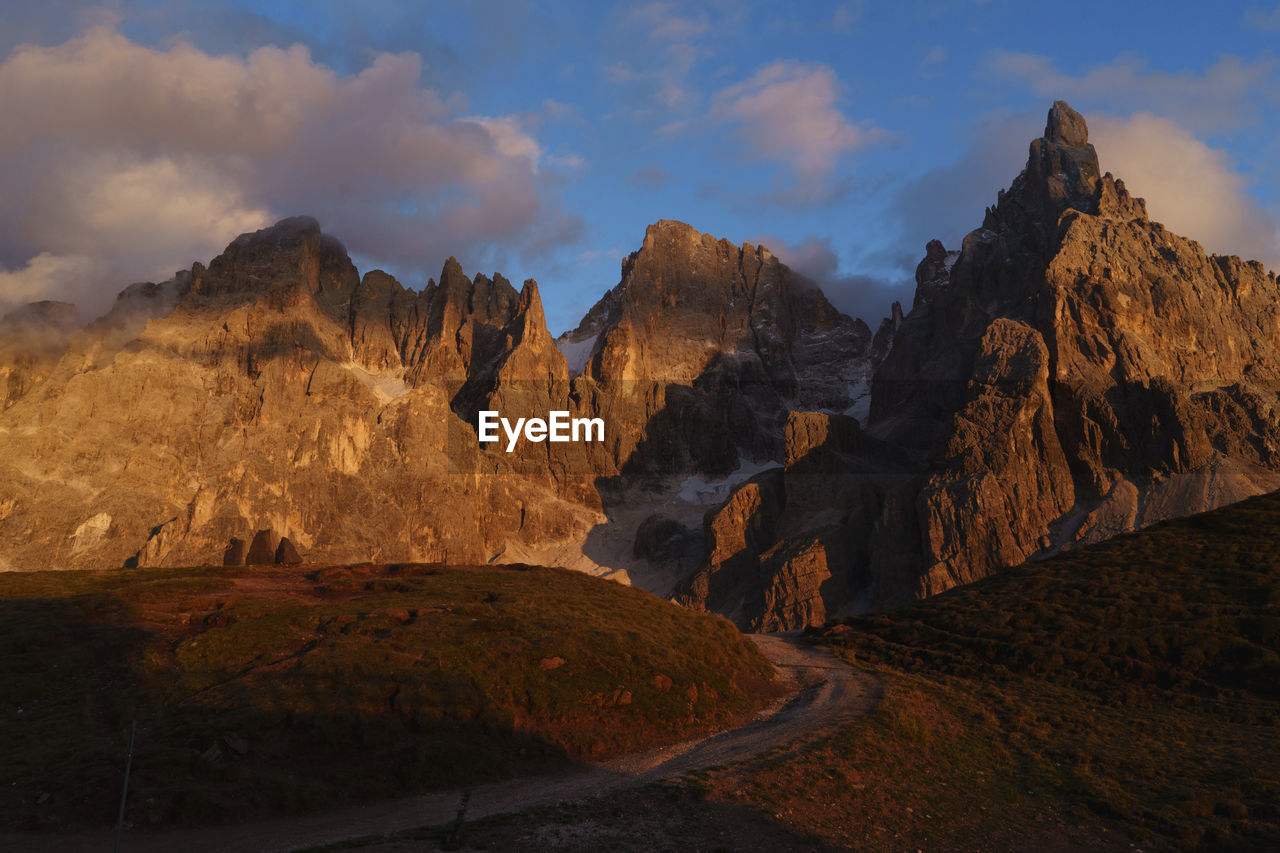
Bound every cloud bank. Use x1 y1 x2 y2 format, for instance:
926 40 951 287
0 27 581 316
1093 113 1280 270
989 52 1280 135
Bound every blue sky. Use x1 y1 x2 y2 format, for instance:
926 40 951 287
1 1 1278 333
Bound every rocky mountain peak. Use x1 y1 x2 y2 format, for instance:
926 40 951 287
471 272 519 320
512 279 548 340
0 300 80 331
855 98 1280 611
11 98 1275 638
640 218 711 253
577 220 882 413
230 215 323 250
425 260 519 330
486 278 567 396
986 100 1148 241
989 100 1103 233
438 256 469 289
190 216 359 301
1044 99 1088 147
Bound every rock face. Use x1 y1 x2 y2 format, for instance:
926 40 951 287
874 101 1280 598
673 410 880 628
223 538 247 567
678 100 1280 625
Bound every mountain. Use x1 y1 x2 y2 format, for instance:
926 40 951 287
559 219 875 474
0 215 879 579
0 217 607 573
675 101 1280 627
1 101 1277 635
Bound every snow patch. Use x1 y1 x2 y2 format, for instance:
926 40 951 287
556 334 598 376
677 458 782 506
842 378 872 423
343 362 409 404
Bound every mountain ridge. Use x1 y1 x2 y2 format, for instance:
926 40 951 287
1 100 1278 634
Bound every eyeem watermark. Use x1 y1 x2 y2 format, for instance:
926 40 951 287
478 410 605 452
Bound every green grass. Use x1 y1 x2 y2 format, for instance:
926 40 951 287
0 562 777 829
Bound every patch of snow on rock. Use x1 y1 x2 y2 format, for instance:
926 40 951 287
677 458 781 506
343 362 410 404
555 334 598 376
842 378 872 423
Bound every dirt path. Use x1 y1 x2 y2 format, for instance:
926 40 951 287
2 633 879 853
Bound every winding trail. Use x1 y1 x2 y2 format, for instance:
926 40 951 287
2 633 879 853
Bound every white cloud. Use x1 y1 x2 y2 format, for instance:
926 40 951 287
712 61 881 186
604 54 700 114
1091 113 1280 270
541 98 578 121
0 252 98 312
988 51 1279 134
605 2 721 120
463 116 543 169
0 27 580 316
545 152 586 172
755 232 912 324
1245 5 1280 31
884 109 1280 281
920 47 947 70
831 4 862 33
628 3 710 41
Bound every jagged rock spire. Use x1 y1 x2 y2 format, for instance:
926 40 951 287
979 99 1147 252
1044 99 1089 147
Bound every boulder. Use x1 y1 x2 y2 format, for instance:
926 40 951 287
274 537 302 565
223 538 247 567
246 530 277 565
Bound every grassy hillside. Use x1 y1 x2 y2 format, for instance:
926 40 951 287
0 561 777 829
415 490 1280 852
760 489 1280 850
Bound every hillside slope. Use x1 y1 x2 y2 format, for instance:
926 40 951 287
439 488 1280 852
0 561 777 830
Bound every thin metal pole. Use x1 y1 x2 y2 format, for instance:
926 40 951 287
447 789 470 849
113 719 136 853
